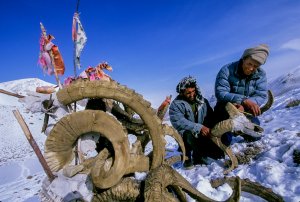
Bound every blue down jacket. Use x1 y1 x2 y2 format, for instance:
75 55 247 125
215 60 267 106
169 96 214 138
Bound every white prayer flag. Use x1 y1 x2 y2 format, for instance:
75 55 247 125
73 13 87 69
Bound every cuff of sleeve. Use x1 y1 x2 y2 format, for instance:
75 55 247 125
192 124 202 138
240 96 248 105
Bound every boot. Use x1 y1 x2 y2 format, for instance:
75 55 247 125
183 153 194 169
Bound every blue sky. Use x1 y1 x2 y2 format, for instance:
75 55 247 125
1 0 300 106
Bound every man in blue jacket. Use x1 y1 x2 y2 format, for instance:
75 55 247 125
214 44 269 143
169 76 224 169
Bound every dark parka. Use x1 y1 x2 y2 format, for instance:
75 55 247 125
215 60 267 106
169 94 214 138
169 78 224 160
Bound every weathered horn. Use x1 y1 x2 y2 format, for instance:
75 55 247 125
57 79 165 169
111 101 144 124
144 164 241 202
210 136 238 175
211 177 284 202
94 177 141 201
226 90 274 116
210 103 240 174
44 110 130 189
144 164 214 201
260 90 274 114
226 101 243 118
162 124 186 163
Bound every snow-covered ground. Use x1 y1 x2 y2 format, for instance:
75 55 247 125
0 69 300 201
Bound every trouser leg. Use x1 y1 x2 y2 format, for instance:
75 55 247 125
182 131 196 159
183 131 225 160
195 135 225 160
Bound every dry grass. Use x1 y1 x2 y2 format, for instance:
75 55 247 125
286 99 300 108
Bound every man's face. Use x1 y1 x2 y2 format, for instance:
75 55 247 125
182 87 196 102
242 57 260 76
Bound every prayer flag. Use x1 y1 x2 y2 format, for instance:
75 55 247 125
72 13 87 69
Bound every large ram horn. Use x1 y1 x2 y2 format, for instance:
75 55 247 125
45 110 130 189
162 124 186 163
125 140 150 173
210 136 238 175
211 177 284 202
63 145 150 179
57 79 165 169
210 117 238 174
94 177 141 201
211 119 234 138
111 101 144 124
136 130 151 151
145 164 215 201
165 155 183 166
226 102 242 118
260 90 274 114
226 90 273 117
145 164 241 202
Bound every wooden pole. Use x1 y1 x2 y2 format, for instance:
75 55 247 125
73 0 81 77
41 94 53 133
0 89 25 98
73 0 81 165
12 109 55 181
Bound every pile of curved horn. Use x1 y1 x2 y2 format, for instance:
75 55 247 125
41 79 282 201
210 90 274 174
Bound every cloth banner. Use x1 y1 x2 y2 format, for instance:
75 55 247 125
72 13 87 69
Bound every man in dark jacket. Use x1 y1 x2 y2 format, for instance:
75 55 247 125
169 76 224 169
214 44 269 143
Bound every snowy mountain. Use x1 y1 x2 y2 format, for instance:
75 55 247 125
0 76 299 202
269 66 300 96
0 78 54 96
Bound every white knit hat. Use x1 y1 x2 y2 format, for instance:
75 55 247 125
241 44 269 65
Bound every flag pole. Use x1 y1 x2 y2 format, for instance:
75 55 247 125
76 0 80 13
73 0 81 78
73 0 81 165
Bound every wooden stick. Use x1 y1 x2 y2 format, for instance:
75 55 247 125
0 89 25 98
41 94 53 133
12 109 55 181
72 2 81 164
239 110 254 117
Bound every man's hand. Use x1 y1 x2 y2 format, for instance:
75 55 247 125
200 126 211 137
242 99 261 116
233 103 244 112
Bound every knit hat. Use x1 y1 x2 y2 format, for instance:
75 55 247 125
176 76 204 103
241 44 269 65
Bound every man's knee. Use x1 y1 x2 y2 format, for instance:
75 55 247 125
183 131 197 146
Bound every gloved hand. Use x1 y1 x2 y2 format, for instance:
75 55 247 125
242 99 261 116
200 126 211 137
